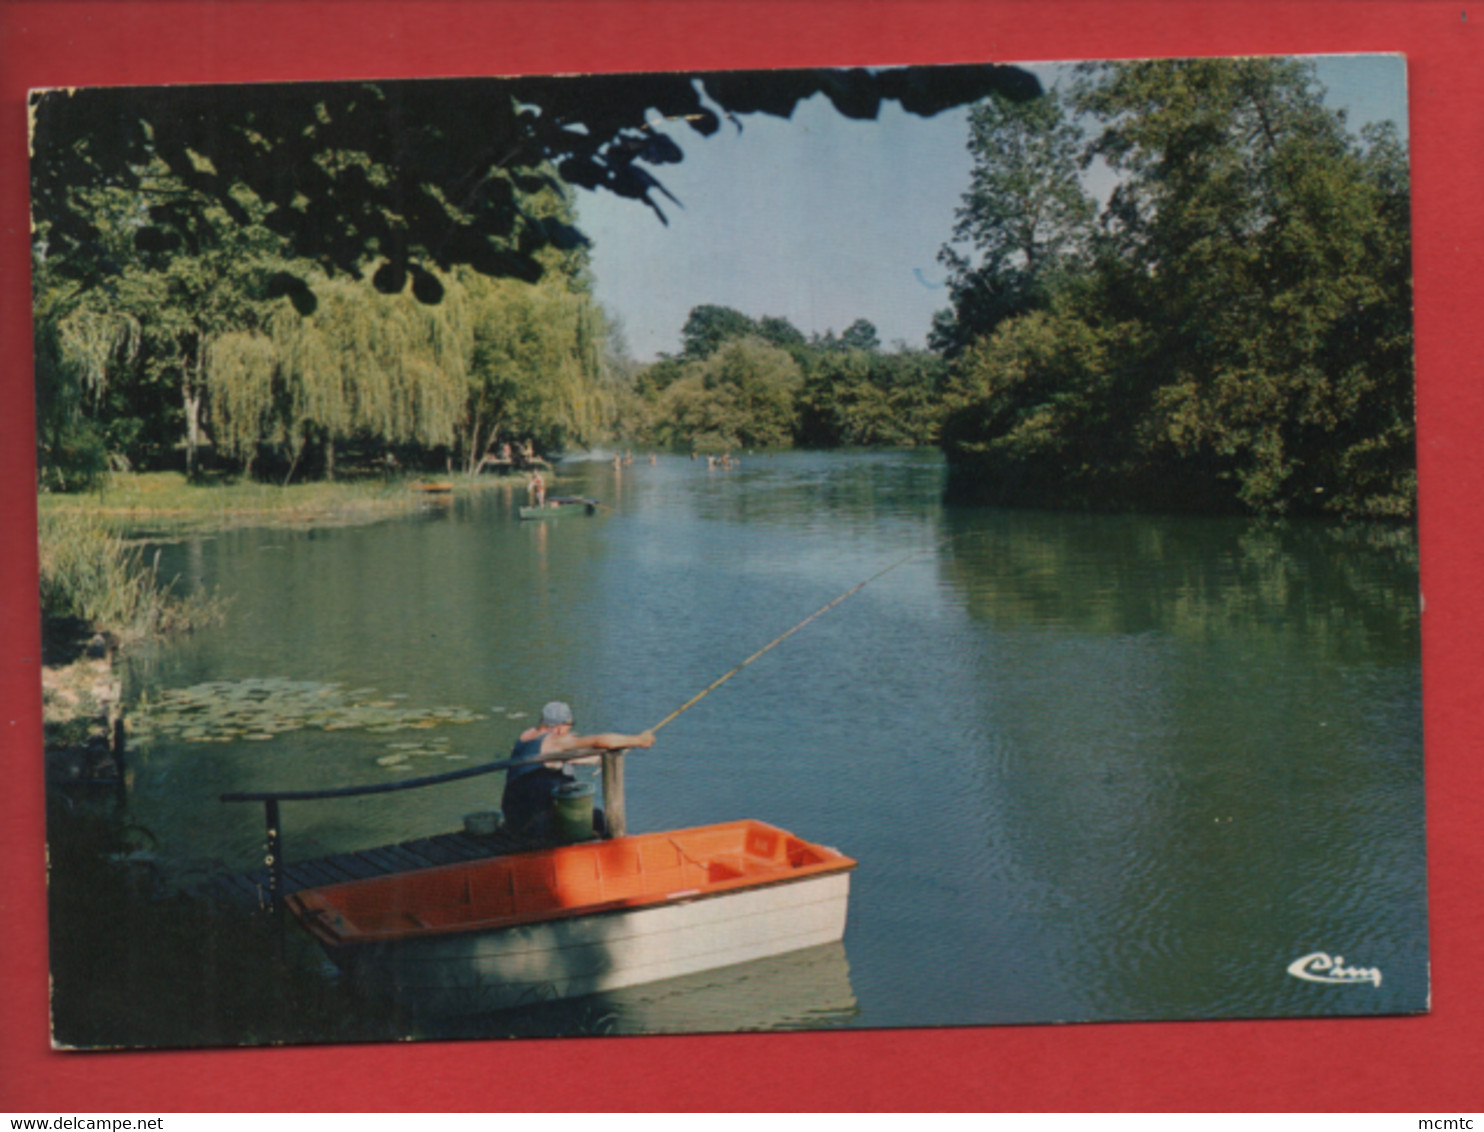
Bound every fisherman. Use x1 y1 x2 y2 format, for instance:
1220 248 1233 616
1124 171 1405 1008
501 702 655 839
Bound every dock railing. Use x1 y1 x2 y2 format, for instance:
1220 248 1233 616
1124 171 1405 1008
220 746 631 907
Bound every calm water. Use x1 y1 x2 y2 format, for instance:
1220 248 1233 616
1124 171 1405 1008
120 450 1427 1035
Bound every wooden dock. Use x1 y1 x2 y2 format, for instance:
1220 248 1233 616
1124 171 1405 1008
214 744 629 908
199 825 542 908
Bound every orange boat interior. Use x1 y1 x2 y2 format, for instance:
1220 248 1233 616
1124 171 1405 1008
288 820 854 945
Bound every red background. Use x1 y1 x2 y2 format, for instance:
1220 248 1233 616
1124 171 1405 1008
1 1 1479 1112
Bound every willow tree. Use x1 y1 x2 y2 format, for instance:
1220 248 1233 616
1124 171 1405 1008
33 296 143 488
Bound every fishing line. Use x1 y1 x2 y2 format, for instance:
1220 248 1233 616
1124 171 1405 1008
648 541 938 735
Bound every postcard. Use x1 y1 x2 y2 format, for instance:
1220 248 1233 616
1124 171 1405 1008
30 55 1424 1051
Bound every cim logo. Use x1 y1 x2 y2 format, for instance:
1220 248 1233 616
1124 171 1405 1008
1287 951 1382 988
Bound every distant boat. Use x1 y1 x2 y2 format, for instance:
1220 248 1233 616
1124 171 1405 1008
519 496 598 519
286 820 855 1015
411 481 454 493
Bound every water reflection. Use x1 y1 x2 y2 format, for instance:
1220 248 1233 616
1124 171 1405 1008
935 505 1424 1019
426 942 858 1039
938 509 1419 663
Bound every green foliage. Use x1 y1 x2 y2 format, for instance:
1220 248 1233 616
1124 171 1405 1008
942 58 1415 519
32 67 1044 483
650 337 802 450
756 315 809 353
30 66 1039 305
933 87 1095 356
627 306 948 451
460 272 611 461
34 156 609 481
798 348 951 447
681 304 760 359
38 508 215 641
838 319 881 353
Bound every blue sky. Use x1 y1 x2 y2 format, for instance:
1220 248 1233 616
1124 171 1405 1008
576 55 1409 361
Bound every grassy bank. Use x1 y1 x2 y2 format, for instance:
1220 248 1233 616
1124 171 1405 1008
38 470 469 538
38 505 220 780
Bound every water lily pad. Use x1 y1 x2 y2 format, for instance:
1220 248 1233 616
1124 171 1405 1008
131 676 495 752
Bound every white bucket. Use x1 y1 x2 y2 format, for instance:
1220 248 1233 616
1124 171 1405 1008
463 811 502 836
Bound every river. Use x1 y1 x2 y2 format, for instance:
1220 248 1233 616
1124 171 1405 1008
116 449 1427 1037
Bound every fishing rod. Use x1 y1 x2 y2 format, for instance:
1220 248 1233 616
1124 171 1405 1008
648 543 935 735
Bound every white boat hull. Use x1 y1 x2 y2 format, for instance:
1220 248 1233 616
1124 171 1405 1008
335 871 851 1016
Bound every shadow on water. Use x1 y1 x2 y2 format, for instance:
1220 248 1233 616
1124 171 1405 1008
406 942 858 1040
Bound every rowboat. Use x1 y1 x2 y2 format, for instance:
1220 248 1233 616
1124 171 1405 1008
518 495 598 520
286 819 855 1015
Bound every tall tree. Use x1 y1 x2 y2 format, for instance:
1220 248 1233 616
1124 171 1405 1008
933 87 1095 356
839 318 882 353
1077 58 1414 514
648 337 802 450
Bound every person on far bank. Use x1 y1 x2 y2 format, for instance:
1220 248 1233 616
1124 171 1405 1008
501 702 655 839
